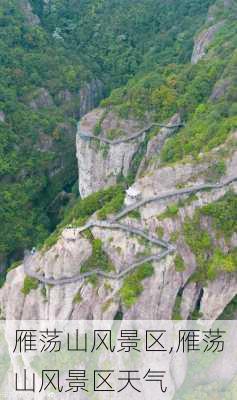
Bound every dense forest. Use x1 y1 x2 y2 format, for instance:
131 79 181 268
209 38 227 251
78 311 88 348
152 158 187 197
0 0 215 267
31 0 215 86
102 0 237 161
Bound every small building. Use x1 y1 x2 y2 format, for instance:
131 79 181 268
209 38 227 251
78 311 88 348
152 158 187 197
125 187 142 206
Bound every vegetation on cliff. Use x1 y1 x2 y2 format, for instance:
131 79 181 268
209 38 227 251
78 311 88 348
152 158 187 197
184 191 237 282
1 0 237 289
102 2 237 163
1 0 214 263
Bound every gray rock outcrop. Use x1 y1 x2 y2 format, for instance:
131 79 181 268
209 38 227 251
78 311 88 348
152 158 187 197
0 140 236 321
20 0 40 26
200 273 237 320
137 113 181 177
27 229 92 281
29 88 54 110
210 78 232 101
191 21 224 64
0 111 5 123
77 108 148 197
79 79 105 117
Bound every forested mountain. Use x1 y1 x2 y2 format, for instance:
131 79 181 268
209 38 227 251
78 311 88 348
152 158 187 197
0 2 237 397
31 0 214 86
102 0 237 162
0 0 215 268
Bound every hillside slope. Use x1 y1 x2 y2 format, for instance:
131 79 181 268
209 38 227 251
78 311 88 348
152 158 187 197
1 0 237 323
0 0 215 273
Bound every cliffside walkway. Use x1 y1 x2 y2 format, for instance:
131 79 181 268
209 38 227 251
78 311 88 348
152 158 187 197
113 175 237 221
78 122 184 145
24 175 237 286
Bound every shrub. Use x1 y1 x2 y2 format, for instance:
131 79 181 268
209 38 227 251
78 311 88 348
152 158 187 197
67 185 124 223
93 122 102 136
206 160 226 182
183 217 212 283
218 295 237 319
81 239 114 274
159 203 179 220
184 218 212 255
42 230 61 252
41 185 125 250
172 294 182 320
120 262 154 308
73 291 82 304
128 210 141 220
200 191 237 239
97 191 125 219
156 226 164 238
183 192 237 282
86 274 99 287
106 128 123 140
21 276 39 296
207 249 237 280
174 255 186 272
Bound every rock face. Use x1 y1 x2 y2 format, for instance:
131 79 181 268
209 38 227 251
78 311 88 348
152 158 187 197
180 283 202 319
0 111 5 123
1 0 237 322
0 141 236 321
29 79 104 114
26 229 92 281
200 273 237 320
137 113 181 177
77 108 147 197
29 88 54 110
126 159 209 205
191 21 224 64
123 254 194 320
210 78 232 101
79 79 105 117
208 0 236 22
20 0 40 26
55 79 105 118
57 89 73 104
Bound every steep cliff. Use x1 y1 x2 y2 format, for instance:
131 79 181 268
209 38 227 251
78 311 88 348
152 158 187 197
0 0 106 270
1 132 236 320
0 0 221 273
20 0 40 26
1 0 237 324
191 21 224 64
77 108 149 197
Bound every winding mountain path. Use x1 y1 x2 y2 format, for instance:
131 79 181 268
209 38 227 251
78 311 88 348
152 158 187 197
24 175 237 286
113 175 237 221
78 121 184 145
